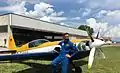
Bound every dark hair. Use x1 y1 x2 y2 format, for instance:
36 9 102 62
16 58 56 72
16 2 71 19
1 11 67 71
63 33 69 36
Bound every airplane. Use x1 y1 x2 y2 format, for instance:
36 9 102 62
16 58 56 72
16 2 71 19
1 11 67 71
0 29 107 72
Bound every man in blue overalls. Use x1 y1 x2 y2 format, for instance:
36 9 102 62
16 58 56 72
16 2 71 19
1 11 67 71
51 33 77 73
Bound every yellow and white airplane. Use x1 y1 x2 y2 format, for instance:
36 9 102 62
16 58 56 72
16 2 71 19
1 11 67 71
0 31 106 72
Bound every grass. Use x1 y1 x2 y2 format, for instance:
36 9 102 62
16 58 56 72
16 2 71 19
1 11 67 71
83 46 120 73
0 46 120 73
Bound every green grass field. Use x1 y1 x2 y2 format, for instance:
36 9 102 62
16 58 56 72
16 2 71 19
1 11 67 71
0 46 120 73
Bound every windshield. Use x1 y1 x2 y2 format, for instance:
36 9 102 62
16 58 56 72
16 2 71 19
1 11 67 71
28 39 49 48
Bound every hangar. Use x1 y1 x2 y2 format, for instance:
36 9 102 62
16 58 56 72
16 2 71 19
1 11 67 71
0 13 88 47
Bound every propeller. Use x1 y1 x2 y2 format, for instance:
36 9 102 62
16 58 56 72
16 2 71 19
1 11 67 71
85 27 106 69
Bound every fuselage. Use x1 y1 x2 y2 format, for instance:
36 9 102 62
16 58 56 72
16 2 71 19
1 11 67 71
16 39 89 54
89 39 105 48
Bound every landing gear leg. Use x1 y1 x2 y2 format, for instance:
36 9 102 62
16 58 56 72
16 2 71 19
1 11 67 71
70 60 82 73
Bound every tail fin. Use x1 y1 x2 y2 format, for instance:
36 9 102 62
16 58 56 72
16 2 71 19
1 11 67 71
8 34 16 50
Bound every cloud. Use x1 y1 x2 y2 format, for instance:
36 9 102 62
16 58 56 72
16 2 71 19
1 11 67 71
26 2 53 17
76 0 120 27
96 10 108 18
96 10 120 25
0 1 67 23
50 17 67 22
0 1 27 14
86 18 120 37
25 2 66 22
77 0 87 4
6 0 22 5
104 10 120 25
78 0 120 10
109 24 120 38
24 0 40 4
50 11 64 17
86 18 108 33
71 17 81 20
40 16 67 22
6 0 40 5
82 8 91 17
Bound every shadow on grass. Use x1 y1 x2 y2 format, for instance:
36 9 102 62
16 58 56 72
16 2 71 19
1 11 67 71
73 60 88 67
6 60 88 73
14 61 52 73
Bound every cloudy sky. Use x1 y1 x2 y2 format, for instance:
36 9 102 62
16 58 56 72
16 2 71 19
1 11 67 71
0 0 120 40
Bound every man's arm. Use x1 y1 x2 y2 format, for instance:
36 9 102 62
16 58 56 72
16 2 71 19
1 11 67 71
66 42 78 58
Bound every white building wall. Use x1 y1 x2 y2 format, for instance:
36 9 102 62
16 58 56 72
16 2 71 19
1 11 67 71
0 15 9 47
0 33 8 47
0 15 9 26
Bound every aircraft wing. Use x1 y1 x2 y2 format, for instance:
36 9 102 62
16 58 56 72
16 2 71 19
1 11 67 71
0 52 59 61
0 50 91 61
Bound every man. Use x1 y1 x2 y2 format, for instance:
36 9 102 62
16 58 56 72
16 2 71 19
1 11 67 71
51 33 78 73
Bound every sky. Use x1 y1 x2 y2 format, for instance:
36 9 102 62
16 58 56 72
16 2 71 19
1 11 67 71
0 0 120 40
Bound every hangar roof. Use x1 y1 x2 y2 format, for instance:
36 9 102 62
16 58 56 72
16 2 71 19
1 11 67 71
0 13 88 36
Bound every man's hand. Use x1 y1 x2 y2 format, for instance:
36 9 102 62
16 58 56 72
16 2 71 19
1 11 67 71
66 54 71 58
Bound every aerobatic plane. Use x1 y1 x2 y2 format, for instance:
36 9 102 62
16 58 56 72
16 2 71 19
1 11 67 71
0 30 107 72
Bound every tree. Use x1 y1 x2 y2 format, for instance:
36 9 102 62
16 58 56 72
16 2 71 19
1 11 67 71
78 25 94 35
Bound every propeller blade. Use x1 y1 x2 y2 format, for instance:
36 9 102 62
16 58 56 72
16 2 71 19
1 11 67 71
88 47 96 69
89 33 94 42
85 27 94 42
98 48 106 59
96 31 99 39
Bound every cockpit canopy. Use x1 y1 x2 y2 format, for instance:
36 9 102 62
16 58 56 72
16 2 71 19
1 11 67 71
28 39 49 48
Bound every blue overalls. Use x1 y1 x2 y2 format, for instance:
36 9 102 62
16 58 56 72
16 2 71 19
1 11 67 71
51 40 77 73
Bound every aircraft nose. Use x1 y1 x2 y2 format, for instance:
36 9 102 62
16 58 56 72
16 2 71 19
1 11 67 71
90 40 105 48
100 41 105 46
102 41 105 44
